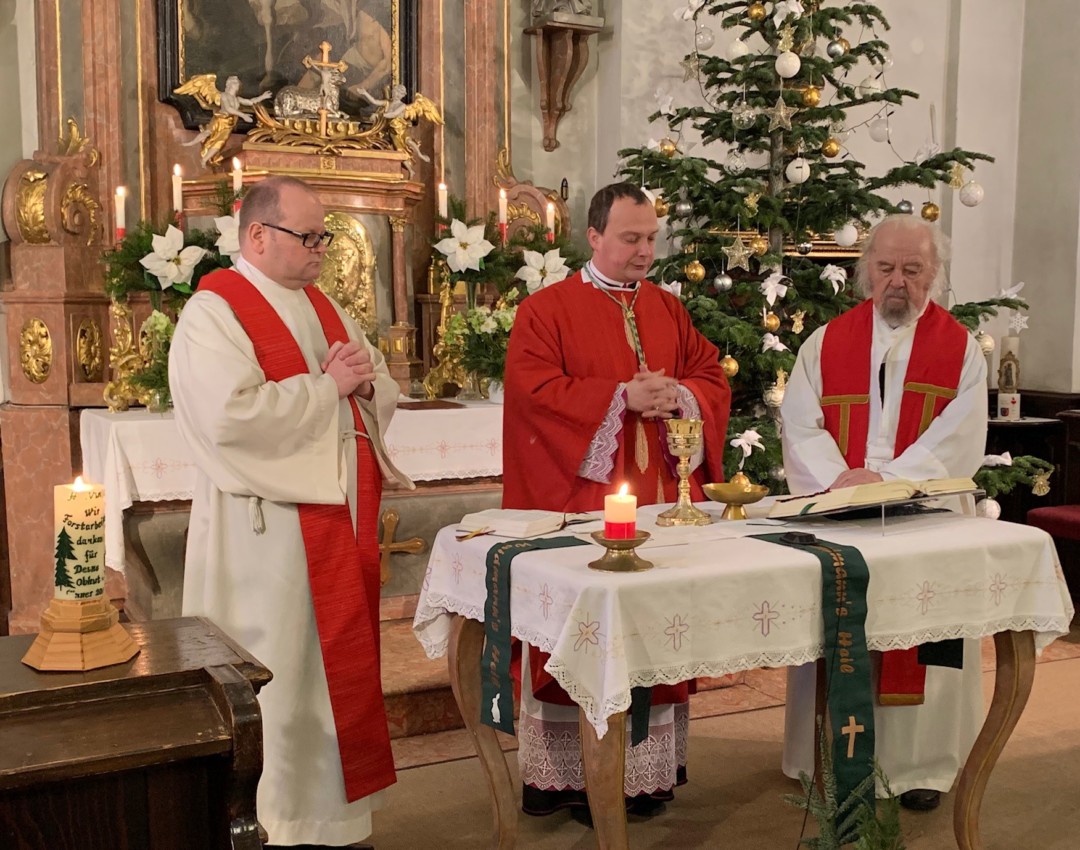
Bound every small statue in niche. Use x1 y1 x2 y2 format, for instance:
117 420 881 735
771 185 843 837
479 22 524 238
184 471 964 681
353 85 444 178
532 0 595 17
174 75 271 166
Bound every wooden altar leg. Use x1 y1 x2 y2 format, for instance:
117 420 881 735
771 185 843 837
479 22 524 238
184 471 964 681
447 615 518 850
580 707 629 850
953 630 1036 850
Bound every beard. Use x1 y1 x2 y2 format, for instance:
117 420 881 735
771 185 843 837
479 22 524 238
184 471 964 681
879 291 918 326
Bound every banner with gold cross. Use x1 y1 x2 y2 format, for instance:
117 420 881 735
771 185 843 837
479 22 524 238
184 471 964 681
755 533 876 813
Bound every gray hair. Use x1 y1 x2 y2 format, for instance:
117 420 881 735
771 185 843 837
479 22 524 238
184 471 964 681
854 214 951 299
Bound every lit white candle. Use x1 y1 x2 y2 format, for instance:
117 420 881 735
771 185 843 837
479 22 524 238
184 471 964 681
604 483 637 539
437 182 448 219
231 157 243 194
498 188 508 225
114 186 126 240
171 164 183 215
546 201 556 239
52 477 106 601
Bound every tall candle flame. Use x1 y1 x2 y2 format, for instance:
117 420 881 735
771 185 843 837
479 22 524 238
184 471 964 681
73 476 89 491
618 483 628 497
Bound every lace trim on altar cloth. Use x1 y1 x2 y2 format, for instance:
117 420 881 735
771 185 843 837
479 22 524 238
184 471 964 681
578 386 628 483
518 703 689 796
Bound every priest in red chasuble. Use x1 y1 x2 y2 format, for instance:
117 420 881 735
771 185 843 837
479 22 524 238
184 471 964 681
503 183 731 820
780 215 987 812
170 176 412 848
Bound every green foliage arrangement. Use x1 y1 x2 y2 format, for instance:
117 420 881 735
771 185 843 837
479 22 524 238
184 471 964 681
975 455 1054 500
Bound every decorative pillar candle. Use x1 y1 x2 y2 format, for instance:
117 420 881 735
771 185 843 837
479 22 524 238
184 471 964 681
231 157 243 214
53 477 106 600
604 484 636 539
437 182 448 220
171 164 183 218
498 188 508 243
114 186 126 241
546 202 556 243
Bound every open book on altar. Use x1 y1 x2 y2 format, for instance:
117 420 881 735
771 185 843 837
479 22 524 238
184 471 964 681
457 509 566 538
768 477 978 519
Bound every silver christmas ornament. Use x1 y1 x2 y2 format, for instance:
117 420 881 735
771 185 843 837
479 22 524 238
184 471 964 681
826 39 846 59
674 199 694 216
774 50 801 79
725 150 747 175
896 199 914 214
726 39 750 61
713 273 734 292
796 241 813 255
960 181 985 207
771 465 786 480
977 497 1002 520
695 26 716 51
731 101 757 129
976 330 996 355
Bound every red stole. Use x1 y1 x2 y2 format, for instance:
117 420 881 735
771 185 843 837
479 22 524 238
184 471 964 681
199 269 395 801
820 298 968 704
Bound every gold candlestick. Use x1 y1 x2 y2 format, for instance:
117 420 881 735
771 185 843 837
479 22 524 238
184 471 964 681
656 418 713 527
588 531 654 572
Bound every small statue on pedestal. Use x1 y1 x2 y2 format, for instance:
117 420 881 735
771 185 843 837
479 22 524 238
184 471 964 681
174 75 271 166
353 85 444 178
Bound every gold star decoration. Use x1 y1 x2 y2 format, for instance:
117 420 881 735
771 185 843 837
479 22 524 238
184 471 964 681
744 191 762 216
723 236 753 272
777 24 796 52
680 55 703 82
791 310 806 334
1032 471 1051 497
767 95 798 132
949 162 966 189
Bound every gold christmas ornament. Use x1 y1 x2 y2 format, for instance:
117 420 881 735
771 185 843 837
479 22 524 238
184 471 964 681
722 237 753 272
976 331 996 355
654 196 670 217
791 310 806 335
763 369 788 408
763 311 781 332
949 162 966 189
720 354 740 378
749 234 769 256
744 191 762 216
777 24 796 53
821 137 841 158
921 201 941 222
659 138 678 158
1032 471 1052 497
685 259 706 283
748 2 767 23
801 85 821 108
837 36 851 54
767 95 798 132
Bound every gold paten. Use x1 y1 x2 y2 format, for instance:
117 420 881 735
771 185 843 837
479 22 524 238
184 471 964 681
704 473 769 521
19 319 53 384
656 418 714 526
315 212 377 336
75 318 104 382
15 170 50 244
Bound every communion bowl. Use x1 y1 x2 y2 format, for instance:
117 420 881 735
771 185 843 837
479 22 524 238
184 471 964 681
703 481 770 521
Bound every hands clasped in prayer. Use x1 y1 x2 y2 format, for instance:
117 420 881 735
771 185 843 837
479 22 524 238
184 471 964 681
322 340 376 400
626 367 680 420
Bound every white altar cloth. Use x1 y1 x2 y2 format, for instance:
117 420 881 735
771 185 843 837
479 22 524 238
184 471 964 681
80 403 504 571
413 503 1074 736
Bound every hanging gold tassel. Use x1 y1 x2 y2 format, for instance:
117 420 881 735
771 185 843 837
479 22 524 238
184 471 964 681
635 420 649 474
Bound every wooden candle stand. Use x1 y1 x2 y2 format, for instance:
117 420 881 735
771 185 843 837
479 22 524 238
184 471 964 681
22 597 139 671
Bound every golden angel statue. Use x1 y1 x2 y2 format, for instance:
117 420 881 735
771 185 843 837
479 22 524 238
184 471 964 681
354 84 443 177
174 74 272 166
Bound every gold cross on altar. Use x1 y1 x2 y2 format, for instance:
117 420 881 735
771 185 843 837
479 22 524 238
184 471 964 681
841 715 865 758
378 508 427 587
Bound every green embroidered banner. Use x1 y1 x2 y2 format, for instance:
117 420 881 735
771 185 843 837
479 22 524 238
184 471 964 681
481 536 589 734
754 533 876 812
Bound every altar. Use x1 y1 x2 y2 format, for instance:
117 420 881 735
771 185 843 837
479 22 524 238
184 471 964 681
415 504 1075 849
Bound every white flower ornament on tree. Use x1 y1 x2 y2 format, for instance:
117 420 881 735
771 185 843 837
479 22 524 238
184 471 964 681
214 216 240 263
138 224 208 290
772 0 804 25
730 428 765 470
516 249 571 294
819 264 847 295
673 0 705 22
434 219 495 273
760 272 789 306
761 333 789 353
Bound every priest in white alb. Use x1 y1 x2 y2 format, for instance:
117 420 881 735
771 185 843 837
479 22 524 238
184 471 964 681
170 175 411 848
779 215 987 811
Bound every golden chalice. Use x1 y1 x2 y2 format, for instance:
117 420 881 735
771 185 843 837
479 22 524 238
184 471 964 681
703 471 769 521
656 418 713 526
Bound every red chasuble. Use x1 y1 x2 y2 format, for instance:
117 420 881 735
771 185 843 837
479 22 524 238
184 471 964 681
199 269 395 801
503 271 732 705
820 298 968 704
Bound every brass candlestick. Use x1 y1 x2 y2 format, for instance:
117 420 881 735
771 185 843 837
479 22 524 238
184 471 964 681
588 531 654 572
656 418 713 526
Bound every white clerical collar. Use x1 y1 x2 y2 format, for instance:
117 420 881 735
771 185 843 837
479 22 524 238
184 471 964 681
584 261 640 292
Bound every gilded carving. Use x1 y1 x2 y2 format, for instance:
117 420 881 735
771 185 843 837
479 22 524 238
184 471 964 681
315 212 377 335
75 318 104 382
61 183 102 246
15 170 49 244
19 319 52 384
58 118 100 166
389 216 407 233
423 260 466 399
103 299 143 412
507 203 542 228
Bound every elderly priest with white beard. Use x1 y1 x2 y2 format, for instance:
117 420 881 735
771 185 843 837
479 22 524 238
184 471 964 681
779 214 988 812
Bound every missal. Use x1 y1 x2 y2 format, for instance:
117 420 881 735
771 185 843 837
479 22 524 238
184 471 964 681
457 509 565 538
768 477 978 519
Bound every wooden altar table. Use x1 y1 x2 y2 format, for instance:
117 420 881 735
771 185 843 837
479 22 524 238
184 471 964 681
80 404 504 573
413 504 1075 850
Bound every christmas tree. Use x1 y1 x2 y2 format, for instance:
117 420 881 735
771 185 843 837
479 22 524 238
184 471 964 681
54 527 76 590
620 1 994 489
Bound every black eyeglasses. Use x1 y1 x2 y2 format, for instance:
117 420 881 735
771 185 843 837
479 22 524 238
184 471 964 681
260 222 335 249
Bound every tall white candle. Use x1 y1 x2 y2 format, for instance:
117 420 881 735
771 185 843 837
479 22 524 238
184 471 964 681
231 157 243 194
437 182 448 219
498 188 508 225
546 202 556 235
53 477 106 601
114 186 126 239
1000 335 1019 358
172 164 183 214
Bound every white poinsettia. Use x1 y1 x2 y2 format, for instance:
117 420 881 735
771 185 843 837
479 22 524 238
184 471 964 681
516 249 571 294
819 264 847 295
661 280 683 298
773 0 805 25
760 272 789 306
762 333 789 353
434 219 495 274
214 215 240 262
139 225 208 290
